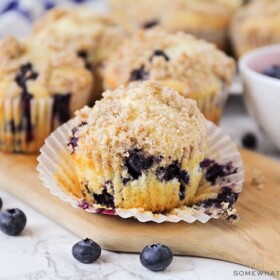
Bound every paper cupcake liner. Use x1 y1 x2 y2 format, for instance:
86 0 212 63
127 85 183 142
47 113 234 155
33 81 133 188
230 26 280 58
196 83 229 124
0 87 91 153
37 120 244 224
0 96 53 153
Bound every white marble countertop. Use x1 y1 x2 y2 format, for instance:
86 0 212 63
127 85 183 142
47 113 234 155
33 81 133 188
0 96 278 280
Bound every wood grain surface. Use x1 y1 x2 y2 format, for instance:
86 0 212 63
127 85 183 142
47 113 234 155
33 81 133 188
0 149 280 277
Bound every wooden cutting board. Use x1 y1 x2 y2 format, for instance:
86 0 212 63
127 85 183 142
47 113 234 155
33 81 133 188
0 149 280 277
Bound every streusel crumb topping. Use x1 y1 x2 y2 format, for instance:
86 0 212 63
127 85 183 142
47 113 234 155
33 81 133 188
72 81 207 170
0 36 92 98
103 29 235 96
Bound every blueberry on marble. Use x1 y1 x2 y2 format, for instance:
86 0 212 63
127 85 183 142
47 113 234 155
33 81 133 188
242 132 257 150
262 65 280 79
72 238 101 264
150 50 170 62
0 197 2 210
142 20 159 29
130 65 149 81
0 208 27 236
124 149 154 180
140 244 173 271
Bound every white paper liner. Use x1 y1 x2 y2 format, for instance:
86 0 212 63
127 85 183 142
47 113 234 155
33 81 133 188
196 83 229 124
37 120 244 223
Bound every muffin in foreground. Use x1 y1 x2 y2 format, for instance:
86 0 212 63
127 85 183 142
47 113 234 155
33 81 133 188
108 0 242 49
68 81 207 212
32 8 126 102
0 37 93 153
103 29 235 124
230 0 280 58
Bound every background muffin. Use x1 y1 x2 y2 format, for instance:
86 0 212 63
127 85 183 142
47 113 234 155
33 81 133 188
231 0 280 58
68 81 207 212
32 8 126 103
0 36 93 153
103 29 235 123
108 0 242 49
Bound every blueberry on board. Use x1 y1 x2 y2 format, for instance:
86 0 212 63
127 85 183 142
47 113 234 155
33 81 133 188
140 244 173 271
0 208 27 236
0 197 2 210
242 132 257 150
72 238 101 264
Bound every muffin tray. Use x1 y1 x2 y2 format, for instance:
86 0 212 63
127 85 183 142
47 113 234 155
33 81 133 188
0 149 280 277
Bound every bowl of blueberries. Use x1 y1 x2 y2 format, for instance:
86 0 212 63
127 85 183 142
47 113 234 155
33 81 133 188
239 44 280 151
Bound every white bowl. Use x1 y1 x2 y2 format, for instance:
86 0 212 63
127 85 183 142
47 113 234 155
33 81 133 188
239 44 280 150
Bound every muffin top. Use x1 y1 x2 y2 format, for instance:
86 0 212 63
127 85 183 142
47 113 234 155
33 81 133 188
0 37 92 98
32 8 126 65
232 0 280 32
108 0 242 32
71 81 207 172
103 29 235 98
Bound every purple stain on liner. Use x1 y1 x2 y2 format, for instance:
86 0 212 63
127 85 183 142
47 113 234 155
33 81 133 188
78 199 92 210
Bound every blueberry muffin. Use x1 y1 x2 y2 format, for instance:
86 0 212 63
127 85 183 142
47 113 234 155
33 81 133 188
0 37 93 153
108 0 242 49
103 29 235 123
32 8 126 102
230 0 280 58
68 81 207 212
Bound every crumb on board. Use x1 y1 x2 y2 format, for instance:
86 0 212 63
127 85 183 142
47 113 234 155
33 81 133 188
251 168 265 190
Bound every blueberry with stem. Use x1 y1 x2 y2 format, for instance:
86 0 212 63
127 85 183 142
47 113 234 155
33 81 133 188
140 243 173 271
72 238 101 264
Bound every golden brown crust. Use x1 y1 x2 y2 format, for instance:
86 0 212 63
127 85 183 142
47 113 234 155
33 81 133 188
103 29 235 98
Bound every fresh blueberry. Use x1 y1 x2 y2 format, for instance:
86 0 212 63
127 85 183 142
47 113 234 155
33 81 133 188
242 133 257 150
140 244 173 271
72 238 101 264
0 208 27 236
262 65 280 79
0 197 2 210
